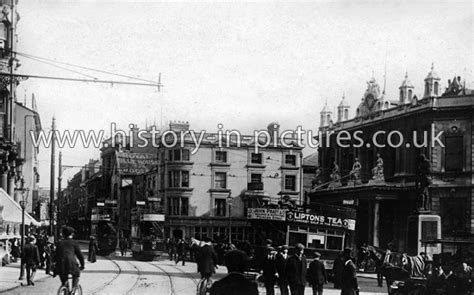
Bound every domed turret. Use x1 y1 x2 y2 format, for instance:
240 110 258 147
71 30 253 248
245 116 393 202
320 100 332 127
337 93 350 122
399 72 415 104
423 63 441 98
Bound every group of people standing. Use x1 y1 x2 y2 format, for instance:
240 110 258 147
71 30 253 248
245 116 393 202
18 233 56 286
16 226 86 290
165 237 190 265
261 243 359 295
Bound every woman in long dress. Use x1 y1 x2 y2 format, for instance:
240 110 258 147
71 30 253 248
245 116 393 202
88 236 98 263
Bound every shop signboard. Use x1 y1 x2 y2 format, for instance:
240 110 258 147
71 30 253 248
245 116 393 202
286 210 356 231
116 152 159 176
247 208 287 221
141 214 165 221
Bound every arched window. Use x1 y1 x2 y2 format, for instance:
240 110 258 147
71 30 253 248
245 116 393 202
385 101 389 108
344 109 349 119
400 90 404 101
434 82 439 95
327 114 331 122
408 89 413 100
425 82 429 96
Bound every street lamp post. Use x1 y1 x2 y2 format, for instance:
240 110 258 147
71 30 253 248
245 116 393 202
227 194 232 245
16 178 28 280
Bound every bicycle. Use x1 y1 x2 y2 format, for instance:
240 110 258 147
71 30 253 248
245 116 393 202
57 274 83 295
196 276 213 295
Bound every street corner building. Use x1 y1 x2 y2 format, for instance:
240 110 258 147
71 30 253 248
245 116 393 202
0 0 43 263
310 66 474 257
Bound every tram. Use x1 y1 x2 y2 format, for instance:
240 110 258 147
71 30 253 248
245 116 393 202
130 209 166 261
91 208 117 255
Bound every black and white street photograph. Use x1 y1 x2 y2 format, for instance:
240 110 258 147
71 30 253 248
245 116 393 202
0 0 473 294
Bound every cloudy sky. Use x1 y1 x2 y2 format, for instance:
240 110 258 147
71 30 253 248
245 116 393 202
15 0 473 188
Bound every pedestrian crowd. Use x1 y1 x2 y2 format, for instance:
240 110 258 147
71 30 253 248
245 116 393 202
424 260 474 295
0 226 91 289
258 241 358 295
165 235 359 295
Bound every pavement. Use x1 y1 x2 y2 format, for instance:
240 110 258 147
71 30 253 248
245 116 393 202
0 242 388 294
0 259 53 293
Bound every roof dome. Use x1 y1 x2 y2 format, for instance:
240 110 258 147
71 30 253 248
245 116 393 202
400 72 414 88
425 63 440 80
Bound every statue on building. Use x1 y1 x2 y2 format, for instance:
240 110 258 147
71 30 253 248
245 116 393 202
416 154 432 211
311 167 322 190
371 154 385 182
328 161 342 188
349 158 362 185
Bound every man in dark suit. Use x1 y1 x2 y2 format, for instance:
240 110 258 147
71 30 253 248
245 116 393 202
276 245 290 295
22 236 40 286
210 249 258 295
54 226 85 290
341 248 358 295
262 247 278 295
286 243 307 295
308 251 327 295
196 237 217 279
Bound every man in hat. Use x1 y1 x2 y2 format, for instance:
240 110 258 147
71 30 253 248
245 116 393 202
262 246 278 295
209 249 258 295
21 236 40 286
276 245 290 295
308 251 327 295
341 248 358 295
196 237 218 280
287 243 307 295
54 226 85 290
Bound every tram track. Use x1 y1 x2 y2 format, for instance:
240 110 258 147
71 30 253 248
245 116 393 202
149 262 176 295
89 255 122 295
168 264 200 287
124 260 144 295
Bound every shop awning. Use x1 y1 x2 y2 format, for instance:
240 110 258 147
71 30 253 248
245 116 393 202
0 188 41 226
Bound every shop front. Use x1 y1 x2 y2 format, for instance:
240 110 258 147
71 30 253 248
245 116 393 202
247 206 356 269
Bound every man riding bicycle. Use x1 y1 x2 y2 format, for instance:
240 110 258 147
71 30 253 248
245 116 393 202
54 226 85 290
197 237 218 277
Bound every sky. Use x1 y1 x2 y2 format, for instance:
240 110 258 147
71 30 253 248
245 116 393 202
14 0 473 188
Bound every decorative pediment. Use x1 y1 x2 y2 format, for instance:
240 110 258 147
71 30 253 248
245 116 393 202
356 78 384 118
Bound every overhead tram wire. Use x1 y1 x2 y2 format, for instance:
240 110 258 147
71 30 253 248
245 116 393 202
2 51 163 90
14 51 159 85
0 72 161 89
20 54 99 80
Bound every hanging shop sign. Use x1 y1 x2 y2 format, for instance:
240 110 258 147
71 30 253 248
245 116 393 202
286 210 356 231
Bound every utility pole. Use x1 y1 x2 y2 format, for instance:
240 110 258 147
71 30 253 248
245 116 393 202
49 117 56 241
57 151 62 233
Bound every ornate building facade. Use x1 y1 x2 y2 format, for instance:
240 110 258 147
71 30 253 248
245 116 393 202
310 66 474 253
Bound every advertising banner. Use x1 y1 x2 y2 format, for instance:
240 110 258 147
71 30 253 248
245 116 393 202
247 208 287 221
116 152 159 175
286 210 356 231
